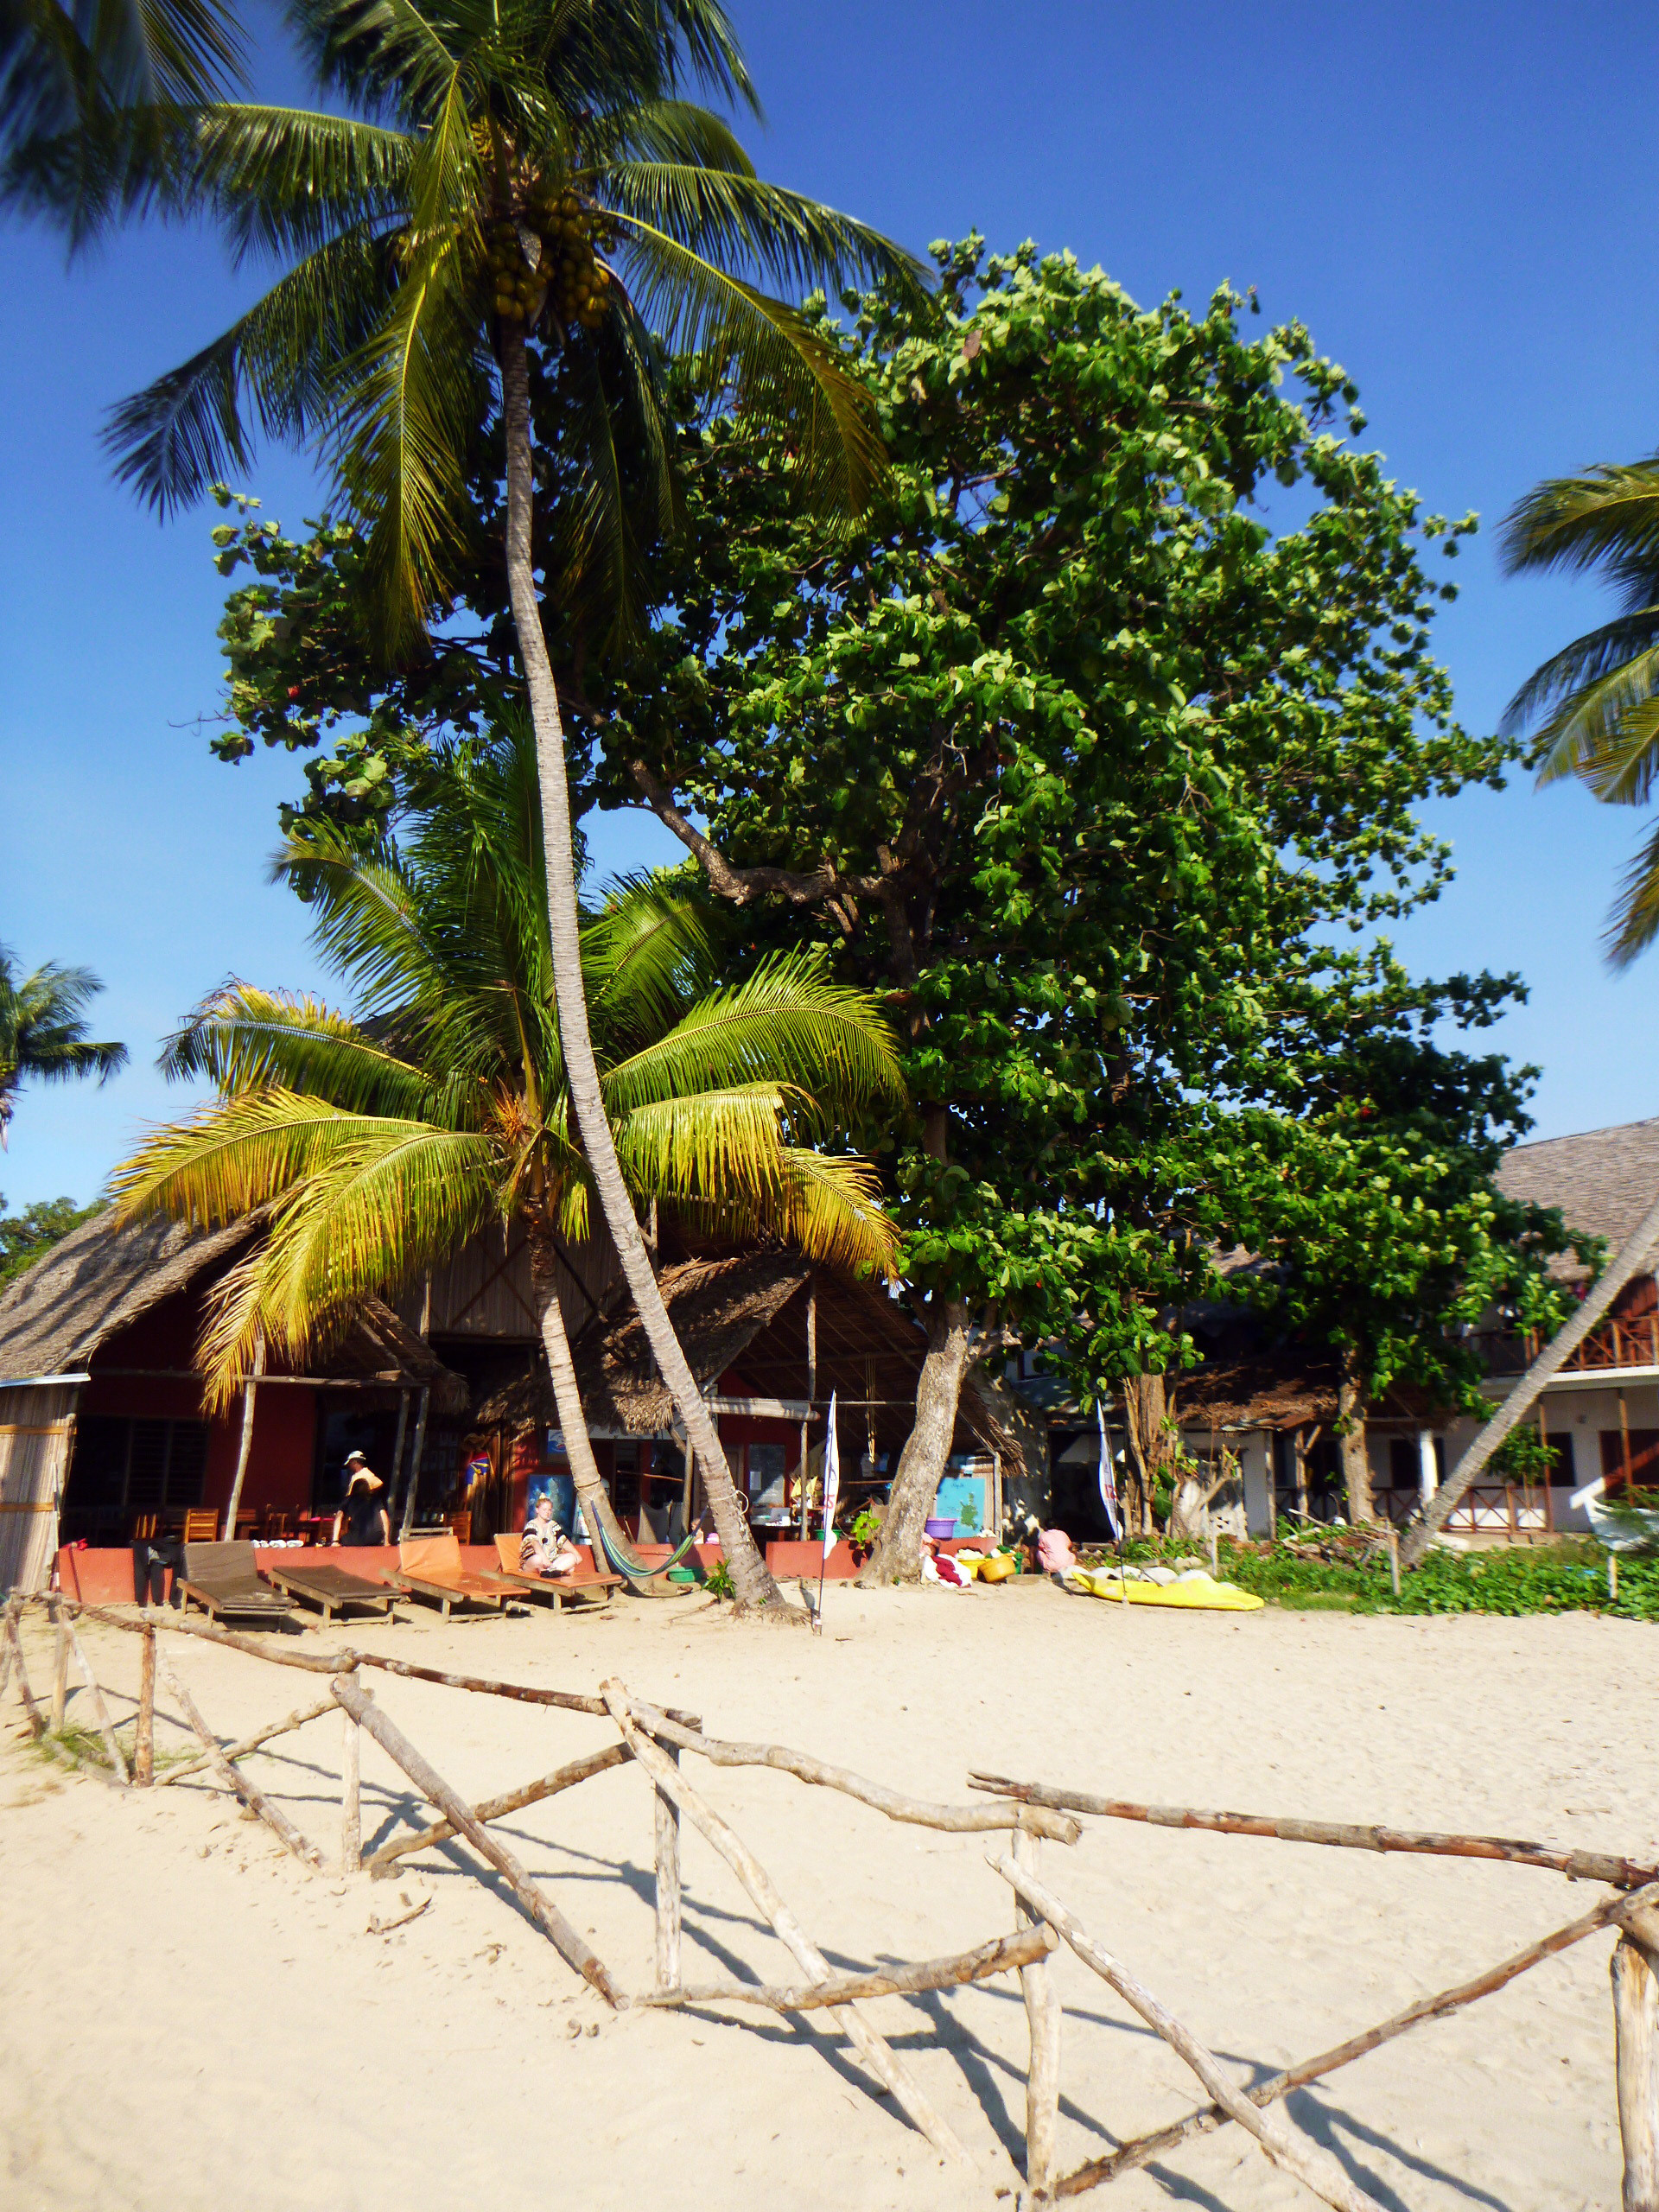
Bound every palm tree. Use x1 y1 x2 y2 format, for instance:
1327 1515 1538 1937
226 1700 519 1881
1500 460 1659 962
85 0 921 1613
0 946 128 1148
111 721 903 1607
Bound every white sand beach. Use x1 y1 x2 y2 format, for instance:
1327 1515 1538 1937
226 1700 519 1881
1 1581 1651 2212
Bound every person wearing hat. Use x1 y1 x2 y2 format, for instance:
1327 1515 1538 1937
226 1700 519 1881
332 1451 391 1548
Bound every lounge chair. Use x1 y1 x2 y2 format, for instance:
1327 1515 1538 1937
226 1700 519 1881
177 1541 296 1627
259 1558 403 1625
491 1535 622 1612
389 1532 514 1620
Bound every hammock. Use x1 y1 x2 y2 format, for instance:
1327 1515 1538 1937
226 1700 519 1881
574 1477 699 1592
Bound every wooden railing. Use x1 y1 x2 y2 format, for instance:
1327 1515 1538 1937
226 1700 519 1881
1370 1483 1554 1535
1473 1314 1659 1378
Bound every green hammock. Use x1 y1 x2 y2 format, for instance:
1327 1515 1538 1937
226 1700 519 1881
575 1478 698 1592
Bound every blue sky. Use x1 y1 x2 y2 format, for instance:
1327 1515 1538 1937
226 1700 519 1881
3 0 1656 1206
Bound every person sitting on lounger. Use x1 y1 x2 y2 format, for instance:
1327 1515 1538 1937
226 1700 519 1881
521 1493 579 1576
333 1452 391 1547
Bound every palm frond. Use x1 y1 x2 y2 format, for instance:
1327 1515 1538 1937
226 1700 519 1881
609 1080 793 1203
582 874 716 1048
601 950 904 1123
188 105 414 266
608 214 886 512
158 984 442 1116
1521 640 1659 792
111 1090 432 1226
1500 462 1659 592
1503 611 1659 742
671 1147 898 1277
1606 817 1659 969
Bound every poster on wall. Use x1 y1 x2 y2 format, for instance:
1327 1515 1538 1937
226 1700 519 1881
527 1467 581 1537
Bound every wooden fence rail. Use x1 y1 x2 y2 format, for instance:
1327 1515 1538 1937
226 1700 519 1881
6 1587 1659 2209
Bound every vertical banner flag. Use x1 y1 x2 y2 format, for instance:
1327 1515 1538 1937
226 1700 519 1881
1096 1402 1122 1540
821 1391 842 1561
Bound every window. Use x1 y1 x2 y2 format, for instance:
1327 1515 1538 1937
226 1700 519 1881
60 1415 210 1539
747 1442 788 1497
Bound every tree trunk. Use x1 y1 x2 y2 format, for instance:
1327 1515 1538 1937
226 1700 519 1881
1337 1345 1373 1526
1121 1373 1176 1534
1401 1180 1659 1567
857 1299 973 1585
499 327 787 1616
525 1227 774 1596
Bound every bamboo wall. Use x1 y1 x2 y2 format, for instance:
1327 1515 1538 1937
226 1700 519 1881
0 1382 78 1592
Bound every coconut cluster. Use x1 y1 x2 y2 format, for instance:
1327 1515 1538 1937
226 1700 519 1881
486 187 614 332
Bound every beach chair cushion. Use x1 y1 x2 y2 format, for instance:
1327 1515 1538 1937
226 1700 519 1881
491 1532 620 1597
395 1533 503 1603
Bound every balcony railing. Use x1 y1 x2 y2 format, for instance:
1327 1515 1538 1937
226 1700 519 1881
1472 1314 1659 1379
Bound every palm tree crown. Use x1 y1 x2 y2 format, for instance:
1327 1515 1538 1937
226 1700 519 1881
0 946 128 1148
112 719 902 1399
91 0 919 641
1501 459 1659 963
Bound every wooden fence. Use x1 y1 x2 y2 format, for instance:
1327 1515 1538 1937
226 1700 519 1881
4 1587 1658 2209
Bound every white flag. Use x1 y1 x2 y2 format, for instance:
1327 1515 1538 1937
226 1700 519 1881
821 1391 841 1561
1096 1402 1121 1540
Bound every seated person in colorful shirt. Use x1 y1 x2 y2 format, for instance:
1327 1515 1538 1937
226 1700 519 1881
521 1493 579 1576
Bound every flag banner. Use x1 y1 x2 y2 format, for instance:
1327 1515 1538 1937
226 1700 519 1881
1096 1403 1122 1540
821 1392 841 1562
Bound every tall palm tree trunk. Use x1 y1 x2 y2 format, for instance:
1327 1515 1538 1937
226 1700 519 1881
500 329 789 1616
525 1230 659 1565
1401 1185 1659 1567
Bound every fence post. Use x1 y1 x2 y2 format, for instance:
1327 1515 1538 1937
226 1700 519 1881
654 1736 683 1993
1014 1822 1061 2201
340 1668 361 1876
49 1602 68 1732
135 1623 156 1785
1613 1934 1659 2212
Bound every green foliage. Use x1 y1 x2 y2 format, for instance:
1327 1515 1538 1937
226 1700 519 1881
0 1193 105 1286
0 947 127 1148
703 1556 735 1602
849 1503 883 1549
1097 1535 1659 1618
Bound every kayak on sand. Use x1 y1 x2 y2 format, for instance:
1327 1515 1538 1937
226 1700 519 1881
1064 1566 1264 1611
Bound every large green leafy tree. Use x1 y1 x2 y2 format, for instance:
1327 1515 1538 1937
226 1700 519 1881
113 720 902 1596
194 240 1531 1579
60 0 920 1613
0 946 128 1149
1499 461 1659 963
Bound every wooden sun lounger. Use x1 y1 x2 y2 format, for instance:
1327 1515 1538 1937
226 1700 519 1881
388 1533 513 1621
177 1541 296 1628
491 1535 623 1612
259 1560 402 1625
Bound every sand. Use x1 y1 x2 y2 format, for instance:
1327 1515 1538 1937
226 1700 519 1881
1 1579 1652 2212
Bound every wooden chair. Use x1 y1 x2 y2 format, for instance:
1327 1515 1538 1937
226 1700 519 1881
181 1509 219 1543
177 1542 294 1627
261 1510 291 1541
445 1509 472 1546
490 1533 620 1613
388 1532 510 1620
130 1511 160 1542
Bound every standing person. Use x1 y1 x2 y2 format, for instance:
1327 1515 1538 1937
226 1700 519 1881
333 1452 391 1547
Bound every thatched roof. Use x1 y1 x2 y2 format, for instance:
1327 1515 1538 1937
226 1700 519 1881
474 1249 1021 1469
1497 1116 1659 1280
0 1210 465 1410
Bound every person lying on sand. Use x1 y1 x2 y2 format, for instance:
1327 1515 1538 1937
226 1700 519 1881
521 1494 580 1577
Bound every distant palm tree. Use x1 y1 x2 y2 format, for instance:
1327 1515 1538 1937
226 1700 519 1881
1501 459 1659 962
0 947 127 1148
71 0 921 1612
112 722 902 1606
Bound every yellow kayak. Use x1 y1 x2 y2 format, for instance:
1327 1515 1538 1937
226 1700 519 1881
1066 1567 1264 1612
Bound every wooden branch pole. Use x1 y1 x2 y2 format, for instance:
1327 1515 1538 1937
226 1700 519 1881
331 1675 620 2005
365 1742 632 1877
0 1596 17 1705
156 1692 338 1788
653 1732 683 1993
994 1853 1387 2212
1056 1875 1659 2196
632 1699 1079 1842
602 1680 978 2174
641 1923 1058 2012
61 1610 129 1783
1615 1934 1659 2212
135 1623 155 1785
1014 1827 1061 2201
969 1774 1659 1891
340 1669 361 1877
7 1610 43 1738
155 1646 321 1869
49 1604 68 1731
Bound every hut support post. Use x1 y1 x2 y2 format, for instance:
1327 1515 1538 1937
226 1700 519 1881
1014 1826 1061 2201
1615 1934 1659 2212
800 1274 817 1539
135 1623 155 1784
222 1329 264 1540
340 1669 361 1876
654 1735 683 1993
399 1387 430 1541
49 1603 68 1731
388 1390 410 1533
